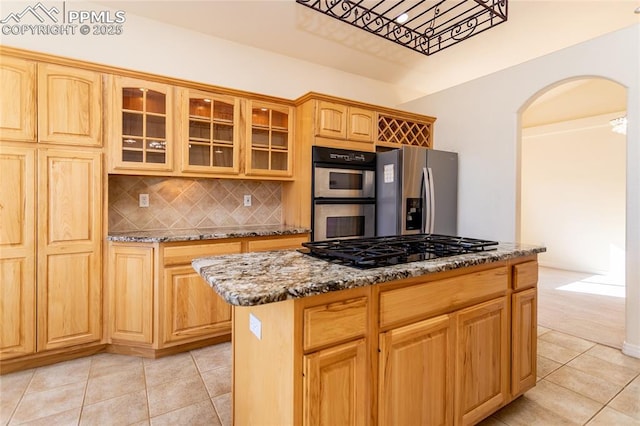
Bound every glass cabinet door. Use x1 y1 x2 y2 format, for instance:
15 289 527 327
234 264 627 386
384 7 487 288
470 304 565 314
111 77 173 172
246 101 292 176
182 90 239 174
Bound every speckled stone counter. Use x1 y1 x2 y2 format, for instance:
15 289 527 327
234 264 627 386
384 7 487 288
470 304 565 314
107 225 310 243
192 242 546 306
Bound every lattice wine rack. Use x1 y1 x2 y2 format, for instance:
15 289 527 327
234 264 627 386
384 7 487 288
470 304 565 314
378 115 432 148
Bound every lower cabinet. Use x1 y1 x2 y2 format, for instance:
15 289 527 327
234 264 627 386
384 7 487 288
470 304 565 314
107 234 308 353
511 287 537 397
378 314 454 426
303 339 367 426
232 258 538 426
455 297 509 426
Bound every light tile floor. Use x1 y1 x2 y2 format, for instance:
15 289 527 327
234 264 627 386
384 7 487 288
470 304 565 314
2 330 640 425
1 343 232 426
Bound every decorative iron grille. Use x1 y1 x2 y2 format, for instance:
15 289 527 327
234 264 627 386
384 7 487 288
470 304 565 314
295 0 508 56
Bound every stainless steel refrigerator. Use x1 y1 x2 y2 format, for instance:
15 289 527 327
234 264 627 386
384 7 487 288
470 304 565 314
376 146 458 236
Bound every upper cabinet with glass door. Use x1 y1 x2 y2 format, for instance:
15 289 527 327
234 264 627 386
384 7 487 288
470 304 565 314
180 89 240 175
109 76 173 172
246 101 293 178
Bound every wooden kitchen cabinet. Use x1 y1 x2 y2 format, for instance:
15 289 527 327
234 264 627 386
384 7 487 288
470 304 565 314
0 56 36 142
316 100 375 144
37 63 102 147
511 287 537 397
37 149 103 351
0 146 103 360
0 58 101 146
378 314 454 426
246 101 293 177
108 76 174 172
232 258 540 426
108 245 154 344
107 234 307 355
0 146 36 360
179 89 241 175
455 297 509 426
303 338 368 426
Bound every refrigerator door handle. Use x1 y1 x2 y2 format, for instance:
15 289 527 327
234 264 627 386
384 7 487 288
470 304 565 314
427 167 435 233
422 167 430 234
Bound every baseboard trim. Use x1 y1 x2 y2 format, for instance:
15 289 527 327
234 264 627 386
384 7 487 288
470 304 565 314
622 341 640 359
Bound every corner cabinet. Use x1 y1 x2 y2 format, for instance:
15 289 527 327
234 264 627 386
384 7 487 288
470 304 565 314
108 76 174 173
179 89 241 175
246 101 293 177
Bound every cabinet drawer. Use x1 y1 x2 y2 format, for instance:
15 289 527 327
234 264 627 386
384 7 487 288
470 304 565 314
304 297 367 351
163 242 242 266
512 261 538 290
379 267 508 329
246 235 308 252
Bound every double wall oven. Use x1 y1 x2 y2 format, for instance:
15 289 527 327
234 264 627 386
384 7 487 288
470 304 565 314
311 146 376 241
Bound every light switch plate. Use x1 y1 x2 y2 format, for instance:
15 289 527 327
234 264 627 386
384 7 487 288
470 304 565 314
243 194 252 207
249 313 262 340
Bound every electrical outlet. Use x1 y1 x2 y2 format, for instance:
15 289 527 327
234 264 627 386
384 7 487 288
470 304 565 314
249 313 262 340
243 194 252 207
139 193 149 208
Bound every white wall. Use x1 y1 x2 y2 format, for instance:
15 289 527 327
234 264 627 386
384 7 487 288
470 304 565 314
0 1 422 106
521 113 626 275
399 24 640 358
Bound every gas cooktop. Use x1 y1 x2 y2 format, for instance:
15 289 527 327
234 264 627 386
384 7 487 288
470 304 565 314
300 234 499 269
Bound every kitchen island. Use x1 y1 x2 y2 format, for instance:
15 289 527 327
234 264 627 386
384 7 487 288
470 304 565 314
193 242 545 426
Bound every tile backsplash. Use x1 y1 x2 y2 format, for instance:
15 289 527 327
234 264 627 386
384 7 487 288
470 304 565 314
108 176 282 232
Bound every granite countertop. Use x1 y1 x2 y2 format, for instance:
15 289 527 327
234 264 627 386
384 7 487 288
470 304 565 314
192 242 546 306
107 225 310 243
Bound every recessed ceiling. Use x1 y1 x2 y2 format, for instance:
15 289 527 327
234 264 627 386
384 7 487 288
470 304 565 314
97 0 640 95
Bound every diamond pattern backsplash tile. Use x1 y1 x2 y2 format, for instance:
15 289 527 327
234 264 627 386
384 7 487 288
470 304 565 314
108 176 283 232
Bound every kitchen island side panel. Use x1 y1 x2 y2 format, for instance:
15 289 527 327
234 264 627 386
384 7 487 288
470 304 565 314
233 300 301 425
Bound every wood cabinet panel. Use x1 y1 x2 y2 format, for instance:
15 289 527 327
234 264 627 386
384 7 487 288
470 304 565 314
512 288 537 397
0 257 35 359
379 266 508 329
246 101 293 177
37 64 102 146
347 107 375 142
512 261 538 290
162 265 231 344
303 297 367 351
378 314 453 426
455 297 509 426
303 339 367 426
109 245 154 343
245 235 309 252
163 242 242 266
37 149 102 351
0 56 36 142
316 101 347 139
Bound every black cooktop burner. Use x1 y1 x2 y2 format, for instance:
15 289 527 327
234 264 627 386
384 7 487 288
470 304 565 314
300 234 499 269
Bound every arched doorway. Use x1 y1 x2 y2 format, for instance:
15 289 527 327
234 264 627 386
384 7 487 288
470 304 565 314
518 77 627 348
